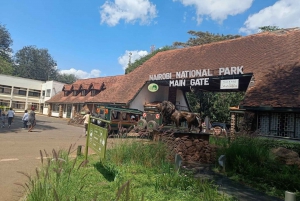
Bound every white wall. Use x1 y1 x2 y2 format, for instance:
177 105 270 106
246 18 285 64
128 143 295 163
176 90 189 111
129 85 169 111
0 74 44 90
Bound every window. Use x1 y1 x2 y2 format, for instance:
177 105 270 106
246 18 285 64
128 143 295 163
0 99 10 107
46 89 51 97
28 90 41 97
64 91 70 96
81 90 86 96
52 104 60 112
12 101 26 109
42 90 45 96
13 87 27 96
91 89 98 96
0 85 12 94
73 90 78 96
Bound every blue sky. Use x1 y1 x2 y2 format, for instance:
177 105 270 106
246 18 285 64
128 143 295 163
1 0 299 79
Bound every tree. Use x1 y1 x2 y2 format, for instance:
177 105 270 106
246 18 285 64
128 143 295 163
13 46 58 81
173 31 241 47
56 73 78 84
0 56 13 75
0 24 13 61
259 26 281 32
174 31 244 122
125 46 175 74
0 24 13 75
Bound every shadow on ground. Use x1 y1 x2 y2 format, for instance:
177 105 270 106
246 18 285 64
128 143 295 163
0 115 58 134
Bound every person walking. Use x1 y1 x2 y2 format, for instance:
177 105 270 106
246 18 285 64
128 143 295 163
22 110 29 129
1 113 6 128
7 108 14 128
82 111 90 136
28 108 36 132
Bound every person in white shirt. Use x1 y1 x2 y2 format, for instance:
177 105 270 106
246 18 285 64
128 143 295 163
22 110 29 128
7 108 14 128
82 111 90 136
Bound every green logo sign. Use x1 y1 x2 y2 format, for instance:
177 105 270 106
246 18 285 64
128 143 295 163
148 83 159 92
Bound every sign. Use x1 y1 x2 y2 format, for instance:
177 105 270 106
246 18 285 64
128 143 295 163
143 113 147 117
148 66 244 87
220 79 239 89
155 114 160 119
148 83 159 92
86 120 108 159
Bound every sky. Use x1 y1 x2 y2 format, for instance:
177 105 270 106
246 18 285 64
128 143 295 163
1 0 300 79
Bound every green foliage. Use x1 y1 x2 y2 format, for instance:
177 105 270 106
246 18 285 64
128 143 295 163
0 24 14 75
22 141 234 201
220 137 300 199
0 24 13 61
13 46 58 81
125 46 174 74
56 73 78 84
187 91 244 122
0 55 13 75
173 31 241 47
259 26 282 32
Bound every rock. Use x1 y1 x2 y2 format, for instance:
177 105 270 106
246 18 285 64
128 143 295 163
271 147 300 167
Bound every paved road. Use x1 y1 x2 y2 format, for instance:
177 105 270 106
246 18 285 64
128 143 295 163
0 113 87 201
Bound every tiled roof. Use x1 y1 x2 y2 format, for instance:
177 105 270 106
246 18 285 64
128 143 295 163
81 83 92 90
72 84 81 90
47 28 300 108
63 84 72 91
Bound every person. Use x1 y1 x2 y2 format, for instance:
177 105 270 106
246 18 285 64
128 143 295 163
22 110 29 129
1 113 6 128
28 107 36 132
7 108 14 128
82 111 90 136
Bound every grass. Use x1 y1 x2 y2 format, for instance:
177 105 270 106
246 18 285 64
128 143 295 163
210 136 300 200
19 140 234 201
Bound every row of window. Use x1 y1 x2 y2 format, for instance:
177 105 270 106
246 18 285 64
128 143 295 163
0 85 52 98
64 89 99 97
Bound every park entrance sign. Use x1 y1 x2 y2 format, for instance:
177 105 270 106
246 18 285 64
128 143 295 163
85 117 110 160
148 66 245 88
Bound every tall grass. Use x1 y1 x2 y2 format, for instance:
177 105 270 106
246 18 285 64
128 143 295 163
20 140 235 201
222 136 300 199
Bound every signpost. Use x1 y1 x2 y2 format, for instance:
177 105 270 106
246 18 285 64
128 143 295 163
220 79 239 89
85 117 111 160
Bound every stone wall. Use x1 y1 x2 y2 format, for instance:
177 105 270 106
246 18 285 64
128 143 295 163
160 132 217 164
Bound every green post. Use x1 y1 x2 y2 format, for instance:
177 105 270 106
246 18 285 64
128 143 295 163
84 116 91 161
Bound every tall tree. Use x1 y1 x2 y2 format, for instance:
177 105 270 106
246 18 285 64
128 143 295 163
56 73 78 84
0 24 13 74
14 46 57 81
173 31 241 47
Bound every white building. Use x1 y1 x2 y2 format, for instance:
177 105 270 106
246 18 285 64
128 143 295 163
0 74 65 114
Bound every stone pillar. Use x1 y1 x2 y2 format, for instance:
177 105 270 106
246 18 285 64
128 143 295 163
230 113 236 140
59 104 63 118
9 86 14 108
48 104 52 117
71 105 76 118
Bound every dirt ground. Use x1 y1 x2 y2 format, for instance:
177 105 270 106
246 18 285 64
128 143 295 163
0 113 134 201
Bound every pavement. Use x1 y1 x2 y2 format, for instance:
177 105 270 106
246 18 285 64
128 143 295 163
0 114 285 201
0 113 88 201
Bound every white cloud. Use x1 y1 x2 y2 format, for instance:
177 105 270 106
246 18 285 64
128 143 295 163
173 0 253 24
100 0 158 26
240 0 300 34
59 68 101 79
118 50 148 70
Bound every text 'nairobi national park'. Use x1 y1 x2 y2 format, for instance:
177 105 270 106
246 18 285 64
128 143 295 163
148 66 244 87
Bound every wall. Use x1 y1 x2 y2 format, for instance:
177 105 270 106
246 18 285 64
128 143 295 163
176 90 189 111
41 81 65 115
0 74 44 90
129 85 169 111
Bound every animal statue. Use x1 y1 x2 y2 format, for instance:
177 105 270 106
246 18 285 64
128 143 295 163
156 101 201 131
